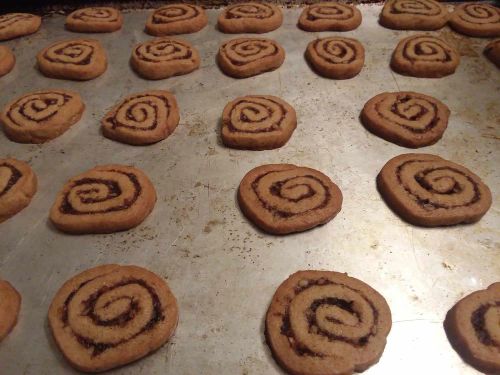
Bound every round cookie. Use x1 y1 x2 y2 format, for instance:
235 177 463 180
0 158 37 223
48 264 178 372
222 95 296 150
218 2 283 33
306 36 365 79
65 7 123 33
0 46 15 77
146 4 208 36
361 91 450 148
0 13 41 41
449 3 500 38
49 165 156 234
218 37 285 78
131 37 200 80
484 39 500 68
37 39 107 81
391 34 460 78
377 153 492 226
1 89 85 143
298 2 362 32
266 270 392 375
380 0 449 30
444 283 500 374
238 164 342 234
102 90 180 145
0 280 21 342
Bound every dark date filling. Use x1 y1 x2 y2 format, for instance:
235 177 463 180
0 163 22 198
307 6 353 21
225 42 278 66
459 6 497 23
226 99 286 133
152 6 200 24
108 95 171 131
0 14 33 30
136 44 192 62
43 43 94 65
314 39 357 64
390 1 441 16
72 9 118 22
471 302 500 347
402 39 452 62
7 93 72 126
225 5 274 19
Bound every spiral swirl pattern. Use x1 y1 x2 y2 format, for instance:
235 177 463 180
0 13 41 41
146 4 207 36
378 154 492 226
49 265 178 372
71 7 119 22
0 13 33 29
391 0 443 15
457 4 499 24
135 38 192 63
450 3 500 37
308 3 356 20
6 91 71 126
226 3 275 19
44 41 95 65
218 2 282 33
266 271 392 375
380 0 448 30
0 163 21 198
299 3 362 31
153 4 200 23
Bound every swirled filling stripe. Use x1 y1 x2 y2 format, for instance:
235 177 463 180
0 163 22 197
109 95 169 131
314 40 357 64
226 99 286 133
153 6 200 24
471 302 500 347
226 5 275 19
72 10 119 22
136 42 192 62
459 5 499 24
402 39 452 62
0 14 33 30
225 41 278 66
390 1 440 15
44 43 94 65
307 6 354 21
7 93 72 126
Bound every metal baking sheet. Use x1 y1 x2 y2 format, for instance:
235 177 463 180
0 5 499 375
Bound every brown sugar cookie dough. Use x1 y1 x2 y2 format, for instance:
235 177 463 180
0 45 15 77
49 165 156 234
218 2 283 33
266 270 392 375
444 283 500 374
238 164 342 234
380 0 449 30
218 37 285 78
131 37 200 80
485 39 500 67
222 95 296 150
0 158 37 223
0 280 21 342
48 264 178 372
37 39 107 81
0 13 41 41
377 153 492 226
298 2 362 32
361 91 450 148
449 3 500 38
146 4 207 36
1 89 85 143
306 36 364 79
102 90 180 145
391 34 460 78
65 7 123 33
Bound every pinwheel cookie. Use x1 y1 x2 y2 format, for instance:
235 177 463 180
48 264 178 372
1 89 85 143
0 159 37 223
37 39 107 80
449 3 500 37
484 39 500 67
444 283 500 374
218 37 285 78
377 153 492 226
102 90 180 145
218 2 283 33
266 270 392 375
131 37 200 80
238 164 342 234
221 95 296 150
380 0 449 30
65 7 123 33
0 46 15 77
146 4 207 35
298 2 362 31
50 165 156 234
0 13 41 41
0 280 21 342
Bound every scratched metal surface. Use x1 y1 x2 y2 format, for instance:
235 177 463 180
0 5 499 375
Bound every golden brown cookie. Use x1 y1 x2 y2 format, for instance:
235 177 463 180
102 90 180 145
131 37 200 80
306 36 365 79
0 13 41 41
37 39 107 81
146 4 208 36
377 153 492 226
298 2 362 32
218 2 283 33
0 158 37 223
449 3 500 38
65 7 123 33
48 264 178 372
485 39 500 67
0 280 21 342
266 270 392 375
391 34 460 78
444 283 500 374
380 0 449 30
361 91 450 148
218 37 285 78
238 164 342 234
0 45 15 77
221 95 296 150
49 165 156 234
1 89 85 143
